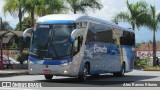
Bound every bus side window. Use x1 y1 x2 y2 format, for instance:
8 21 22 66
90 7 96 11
120 31 135 46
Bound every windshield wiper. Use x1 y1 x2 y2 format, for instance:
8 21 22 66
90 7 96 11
48 30 60 59
29 52 42 59
30 49 46 59
29 52 38 56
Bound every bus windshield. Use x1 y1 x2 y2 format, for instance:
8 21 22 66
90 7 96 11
30 24 74 60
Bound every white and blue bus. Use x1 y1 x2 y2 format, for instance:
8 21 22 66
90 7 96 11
23 14 135 80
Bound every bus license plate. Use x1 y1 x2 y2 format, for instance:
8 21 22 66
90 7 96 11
43 70 51 74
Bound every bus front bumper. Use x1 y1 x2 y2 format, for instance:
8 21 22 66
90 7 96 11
28 63 80 77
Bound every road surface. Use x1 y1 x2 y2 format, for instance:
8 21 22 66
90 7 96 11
0 70 160 90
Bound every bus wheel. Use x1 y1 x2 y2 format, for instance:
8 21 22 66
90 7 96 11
113 63 125 77
78 64 89 81
44 75 53 80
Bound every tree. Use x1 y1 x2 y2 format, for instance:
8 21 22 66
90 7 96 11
143 5 160 66
23 0 39 27
24 0 67 27
3 0 26 31
136 43 142 48
66 0 103 14
36 0 67 16
1 21 13 30
14 17 32 31
113 0 148 30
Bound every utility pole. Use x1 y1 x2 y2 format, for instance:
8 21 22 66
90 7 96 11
0 17 2 70
0 37 3 70
0 17 2 30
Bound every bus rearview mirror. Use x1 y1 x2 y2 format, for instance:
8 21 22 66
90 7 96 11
70 29 83 43
23 28 33 42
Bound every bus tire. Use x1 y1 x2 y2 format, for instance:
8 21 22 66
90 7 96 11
78 64 89 81
44 75 53 80
113 63 125 77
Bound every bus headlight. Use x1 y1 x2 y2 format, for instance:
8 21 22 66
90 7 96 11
30 68 33 71
60 63 69 67
64 70 68 74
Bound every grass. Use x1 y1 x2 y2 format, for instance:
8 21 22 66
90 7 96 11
143 66 160 71
134 58 160 71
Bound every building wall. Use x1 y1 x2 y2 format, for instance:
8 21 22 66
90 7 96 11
136 50 160 59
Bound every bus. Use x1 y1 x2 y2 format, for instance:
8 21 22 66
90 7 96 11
23 14 135 81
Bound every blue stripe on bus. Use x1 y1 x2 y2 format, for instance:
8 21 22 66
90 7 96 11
37 20 74 24
29 56 73 65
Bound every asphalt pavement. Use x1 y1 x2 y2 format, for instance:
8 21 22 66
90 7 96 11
0 69 28 77
0 70 160 90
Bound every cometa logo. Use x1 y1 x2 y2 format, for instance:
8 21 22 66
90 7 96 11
94 44 107 53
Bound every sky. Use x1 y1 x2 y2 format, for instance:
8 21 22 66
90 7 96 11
0 0 160 43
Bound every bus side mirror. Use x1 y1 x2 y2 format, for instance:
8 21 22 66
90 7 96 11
23 28 33 42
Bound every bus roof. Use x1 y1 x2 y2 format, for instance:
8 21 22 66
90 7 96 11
36 14 88 24
36 14 134 33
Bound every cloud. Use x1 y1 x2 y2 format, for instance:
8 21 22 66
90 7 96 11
88 0 127 21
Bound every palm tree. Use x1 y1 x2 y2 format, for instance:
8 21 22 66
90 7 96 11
144 5 160 66
15 17 32 31
24 0 67 27
3 0 26 31
24 0 40 27
36 0 67 16
66 0 103 14
113 0 148 30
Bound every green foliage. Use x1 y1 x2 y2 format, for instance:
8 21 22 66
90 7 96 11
23 0 67 26
14 17 32 31
135 43 142 48
17 52 29 64
3 0 26 31
142 5 160 66
36 0 67 16
113 0 148 30
3 0 103 30
10 38 18 48
144 66 160 70
3 0 25 17
3 0 68 29
66 0 103 14
114 0 160 66
134 58 149 67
